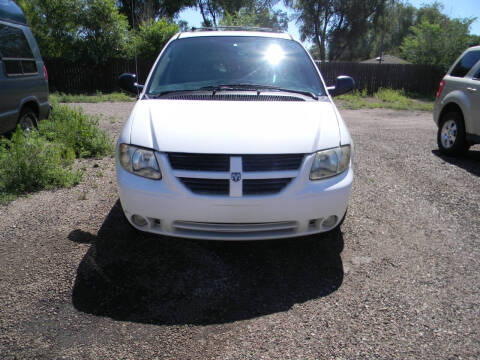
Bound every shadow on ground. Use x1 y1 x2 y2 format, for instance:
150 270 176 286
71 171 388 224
432 149 480 177
70 201 344 325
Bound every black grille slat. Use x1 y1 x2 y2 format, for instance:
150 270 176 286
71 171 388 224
180 178 229 195
243 154 304 171
243 179 292 195
169 153 229 171
160 94 305 102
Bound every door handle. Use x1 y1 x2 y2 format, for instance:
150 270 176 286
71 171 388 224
467 87 477 92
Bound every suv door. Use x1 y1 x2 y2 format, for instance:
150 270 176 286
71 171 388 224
467 64 480 135
448 50 480 135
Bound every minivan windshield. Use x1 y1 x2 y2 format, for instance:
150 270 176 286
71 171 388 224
146 36 326 97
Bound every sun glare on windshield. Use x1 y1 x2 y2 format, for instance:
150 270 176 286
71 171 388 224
264 44 285 65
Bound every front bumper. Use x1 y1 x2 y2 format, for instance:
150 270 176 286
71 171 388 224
117 153 353 240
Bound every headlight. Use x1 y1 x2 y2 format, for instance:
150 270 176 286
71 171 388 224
119 144 162 180
310 145 351 180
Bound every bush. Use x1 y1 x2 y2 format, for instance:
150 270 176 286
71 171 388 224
135 19 179 61
39 104 113 158
0 129 81 204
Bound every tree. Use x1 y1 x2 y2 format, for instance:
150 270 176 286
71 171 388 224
400 3 476 69
135 18 179 61
287 0 386 61
78 0 132 63
220 5 288 30
286 0 335 61
117 0 196 29
366 0 416 59
197 0 283 28
327 0 386 61
19 0 131 63
18 0 82 59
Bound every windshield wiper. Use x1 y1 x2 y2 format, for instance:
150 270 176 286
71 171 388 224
199 84 319 100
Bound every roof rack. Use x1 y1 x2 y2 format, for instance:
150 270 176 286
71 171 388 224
189 26 283 33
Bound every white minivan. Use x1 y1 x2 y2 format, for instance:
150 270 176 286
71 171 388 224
117 29 355 240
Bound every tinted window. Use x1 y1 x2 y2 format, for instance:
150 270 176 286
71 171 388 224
450 50 480 77
21 60 37 73
147 36 325 96
4 59 22 74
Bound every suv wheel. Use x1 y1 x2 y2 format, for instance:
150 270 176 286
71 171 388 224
437 112 469 155
18 107 38 133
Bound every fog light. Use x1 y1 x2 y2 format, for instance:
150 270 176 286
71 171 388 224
131 214 148 227
322 215 338 229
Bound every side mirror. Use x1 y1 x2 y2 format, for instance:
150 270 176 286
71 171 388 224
118 73 144 94
327 76 355 97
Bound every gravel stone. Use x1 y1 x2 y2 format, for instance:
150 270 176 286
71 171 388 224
0 103 479 359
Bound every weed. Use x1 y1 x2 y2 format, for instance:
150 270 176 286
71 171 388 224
39 104 113 158
336 88 433 112
0 129 81 204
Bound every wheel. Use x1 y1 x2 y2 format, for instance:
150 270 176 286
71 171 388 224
437 111 469 155
18 107 38 133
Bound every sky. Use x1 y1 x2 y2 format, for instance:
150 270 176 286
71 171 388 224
178 0 480 45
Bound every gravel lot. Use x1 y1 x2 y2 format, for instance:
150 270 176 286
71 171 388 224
1 103 479 359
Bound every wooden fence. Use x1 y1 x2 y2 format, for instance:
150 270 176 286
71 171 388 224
316 61 445 95
44 58 445 96
44 58 153 94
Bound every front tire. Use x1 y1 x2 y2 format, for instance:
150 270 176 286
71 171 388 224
437 112 469 156
18 107 38 133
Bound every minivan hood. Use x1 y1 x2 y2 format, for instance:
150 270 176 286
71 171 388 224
129 99 341 154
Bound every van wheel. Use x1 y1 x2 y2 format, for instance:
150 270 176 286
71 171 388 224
437 112 469 155
18 107 38 133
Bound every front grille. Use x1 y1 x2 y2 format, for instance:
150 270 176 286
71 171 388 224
242 154 304 171
179 178 229 195
168 153 304 172
169 153 229 171
170 153 302 196
243 178 292 195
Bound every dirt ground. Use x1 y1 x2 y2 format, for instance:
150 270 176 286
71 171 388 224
1 103 479 359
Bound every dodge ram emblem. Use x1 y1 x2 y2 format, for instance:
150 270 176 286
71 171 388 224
231 172 241 182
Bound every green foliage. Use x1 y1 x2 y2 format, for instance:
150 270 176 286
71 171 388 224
198 0 284 29
78 0 132 63
220 7 288 30
39 105 113 158
135 19 179 61
337 88 433 111
18 0 131 63
0 104 113 203
117 0 196 29
50 92 135 103
400 11 476 69
0 129 81 204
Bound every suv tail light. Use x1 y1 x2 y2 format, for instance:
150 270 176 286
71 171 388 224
43 65 48 81
436 80 445 99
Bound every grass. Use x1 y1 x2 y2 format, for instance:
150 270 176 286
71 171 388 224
39 104 113 158
0 104 113 204
50 91 135 103
336 88 434 112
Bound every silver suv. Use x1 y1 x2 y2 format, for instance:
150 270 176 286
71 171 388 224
434 46 480 155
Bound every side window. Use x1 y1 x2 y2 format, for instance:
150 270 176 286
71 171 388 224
0 23 37 76
450 50 480 78
474 68 480 80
